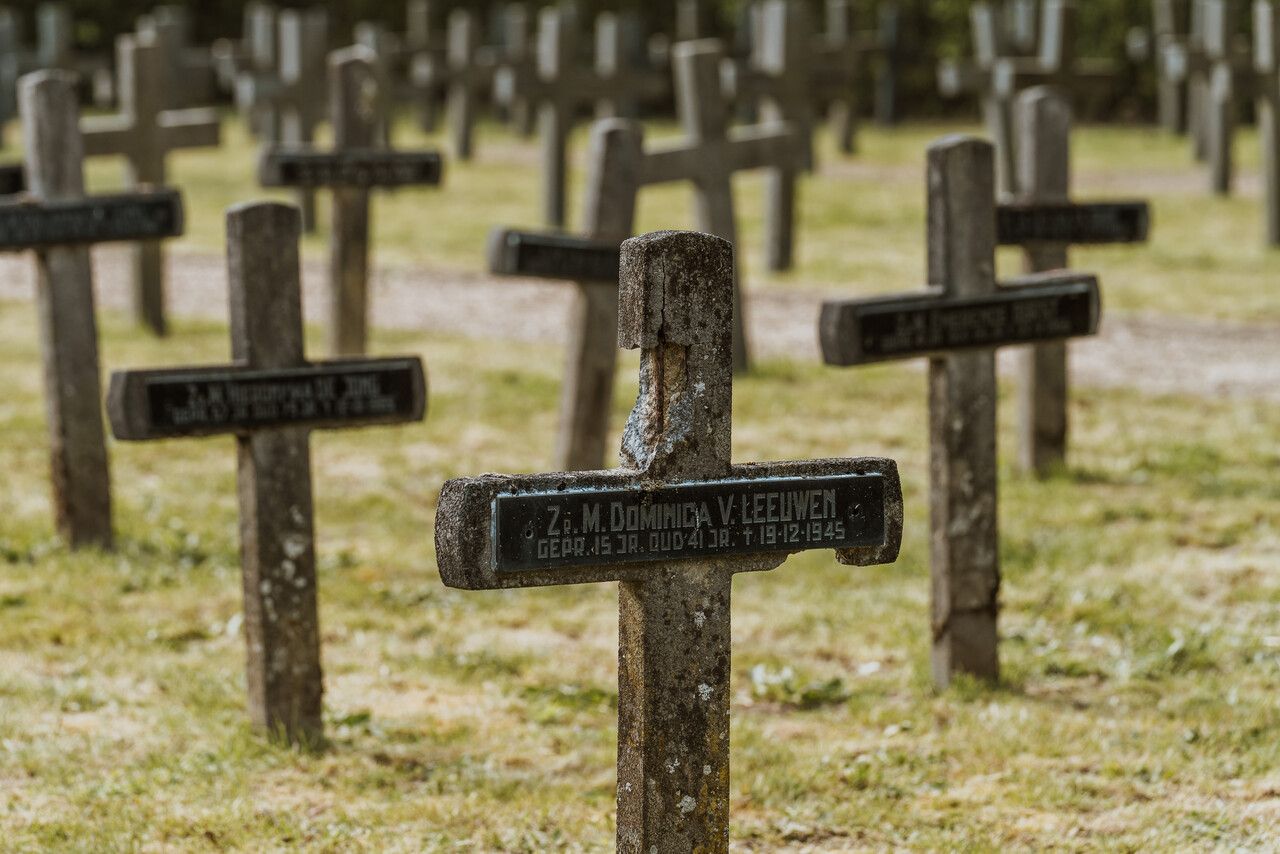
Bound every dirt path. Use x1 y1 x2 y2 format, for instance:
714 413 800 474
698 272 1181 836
0 246 1276 403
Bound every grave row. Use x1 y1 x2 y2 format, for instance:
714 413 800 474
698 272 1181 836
10 44 1160 843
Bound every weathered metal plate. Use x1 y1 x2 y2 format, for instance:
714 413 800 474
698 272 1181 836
821 274 1100 365
259 148 444 188
109 358 426 440
997 201 1149 245
488 228 619 283
492 473 886 572
0 190 183 250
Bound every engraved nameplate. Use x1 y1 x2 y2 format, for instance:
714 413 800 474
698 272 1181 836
493 474 886 572
259 149 444 188
490 229 619 283
0 190 183 250
109 358 426 440
998 202 1150 245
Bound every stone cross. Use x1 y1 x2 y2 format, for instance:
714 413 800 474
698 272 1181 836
1161 0 1215 160
258 47 444 357
1005 87 1150 476
939 0 1118 195
443 10 493 161
820 136 1103 688
405 0 446 133
495 7 667 228
640 40 804 372
236 9 329 232
10 71 179 549
354 22 405 148
213 2 278 101
487 123 639 471
108 202 428 745
1202 0 1257 195
1257 0 1280 245
1153 0 1192 133
138 6 218 109
752 0 819 170
81 32 221 337
436 229 903 853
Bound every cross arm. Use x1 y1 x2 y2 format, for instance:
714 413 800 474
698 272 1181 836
79 116 134 158
0 189 184 251
726 124 804 173
108 357 427 441
487 227 620 283
997 200 1150 245
259 148 446 189
435 458 902 591
159 108 222 151
820 271 1100 366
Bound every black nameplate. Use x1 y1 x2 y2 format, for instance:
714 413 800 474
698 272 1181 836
997 202 1150 245
492 474 886 573
490 229 620 283
260 149 445 188
0 190 183 250
0 163 24 196
128 360 425 439
823 277 1099 365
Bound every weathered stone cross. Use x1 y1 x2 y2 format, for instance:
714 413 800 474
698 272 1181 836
81 32 221 337
495 6 667 228
820 136 1103 688
1257 0 1280 245
258 47 444 357
486 122 638 471
236 8 329 231
213 2 278 103
1201 0 1258 196
108 202 428 745
436 229 903 852
642 40 803 372
1003 87 1150 476
9 71 185 549
1152 0 1192 134
938 0 1118 195
138 6 218 110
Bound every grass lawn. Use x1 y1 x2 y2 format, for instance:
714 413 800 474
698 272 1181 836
0 113 1278 850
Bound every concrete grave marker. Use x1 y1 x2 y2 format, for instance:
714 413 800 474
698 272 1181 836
81 32 221 336
487 123 639 471
1004 87 1150 476
939 1 1119 195
138 6 218 109
820 136 1103 688
443 10 493 161
12 72 178 549
640 40 804 372
236 9 329 231
1201 0 1257 195
1153 0 1192 133
1257 0 1280 245
108 202 427 745
259 47 444 357
436 229 903 852
213 2 278 101
494 7 666 228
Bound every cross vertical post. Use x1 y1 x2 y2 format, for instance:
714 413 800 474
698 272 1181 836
227 203 322 744
20 70 112 549
1014 88 1072 476
926 137 1001 686
330 48 377 358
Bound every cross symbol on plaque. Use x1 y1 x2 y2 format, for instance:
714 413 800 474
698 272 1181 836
437 230 903 853
1003 86 1150 475
107 202 428 745
10 70 186 549
80 31 222 337
258 46 445 357
820 136 1103 689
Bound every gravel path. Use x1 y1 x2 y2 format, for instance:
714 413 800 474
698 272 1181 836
0 246 1276 403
